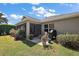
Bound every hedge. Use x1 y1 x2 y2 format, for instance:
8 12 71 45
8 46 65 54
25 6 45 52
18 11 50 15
0 24 16 35
57 34 79 50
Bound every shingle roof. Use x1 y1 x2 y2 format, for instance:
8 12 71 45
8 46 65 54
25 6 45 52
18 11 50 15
41 12 79 23
16 16 40 25
16 12 79 25
22 16 40 22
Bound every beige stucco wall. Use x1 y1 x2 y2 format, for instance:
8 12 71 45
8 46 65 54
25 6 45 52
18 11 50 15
54 17 79 34
42 17 79 34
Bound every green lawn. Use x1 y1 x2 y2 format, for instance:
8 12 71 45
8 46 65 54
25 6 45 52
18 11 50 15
0 35 79 56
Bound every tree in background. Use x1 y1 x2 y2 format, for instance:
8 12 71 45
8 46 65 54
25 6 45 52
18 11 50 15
0 13 8 24
0 24 16 35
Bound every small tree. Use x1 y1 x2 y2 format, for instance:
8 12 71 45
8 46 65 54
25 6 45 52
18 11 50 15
10 29 26 40
9 28 16 37
16 29 26 40
0 13 8 24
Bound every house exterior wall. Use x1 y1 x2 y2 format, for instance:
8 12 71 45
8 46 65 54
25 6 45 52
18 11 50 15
16 13 79 38
54 17 79 34
42 17 79 34
16 24 26 30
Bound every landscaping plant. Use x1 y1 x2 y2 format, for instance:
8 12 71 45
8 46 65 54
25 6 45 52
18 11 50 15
57 33 79 50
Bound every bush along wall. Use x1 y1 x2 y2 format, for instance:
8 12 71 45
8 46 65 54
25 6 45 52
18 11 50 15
15 29 26 40
0 24 16 35
9 29 26 41
57 33 79 50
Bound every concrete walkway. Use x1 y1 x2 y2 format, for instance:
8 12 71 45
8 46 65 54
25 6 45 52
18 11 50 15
30 37 43 45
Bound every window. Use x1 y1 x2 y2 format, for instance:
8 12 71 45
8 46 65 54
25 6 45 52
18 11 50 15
44 24 48 29
44 29 48 32
49 24 54 29
44 23 54 32
30 23 35 34
30 23 41 36
44 24 48 32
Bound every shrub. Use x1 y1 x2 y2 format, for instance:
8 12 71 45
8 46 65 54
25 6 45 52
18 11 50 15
16 29 26 38
9 28 16 37
57 33 79 50
0 24 16 35
9 29 26 40
15 29 26 40
28 34 34 40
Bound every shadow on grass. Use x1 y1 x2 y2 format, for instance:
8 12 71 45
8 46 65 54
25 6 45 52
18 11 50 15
61 42 79 52
21 39 37 47
14 36 38 47
14 35 37 47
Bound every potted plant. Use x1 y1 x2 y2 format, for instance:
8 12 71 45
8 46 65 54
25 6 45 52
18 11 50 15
29 34 34 40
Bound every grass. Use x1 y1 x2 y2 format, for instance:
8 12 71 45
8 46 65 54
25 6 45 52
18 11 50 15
0 35 79 56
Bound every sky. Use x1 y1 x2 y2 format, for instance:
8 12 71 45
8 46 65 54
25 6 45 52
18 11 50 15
0 3 79 24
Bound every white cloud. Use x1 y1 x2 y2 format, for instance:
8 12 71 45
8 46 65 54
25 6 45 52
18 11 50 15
48 9 56 12
44 12 56 17
10 14 23 19
0 12 23 24
0 12 8 18
8 22 13 25
22 8 26 11
32 6 46 15
31 6 57 17
8 14 23 24
2 14 8 18
36 14 41 17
